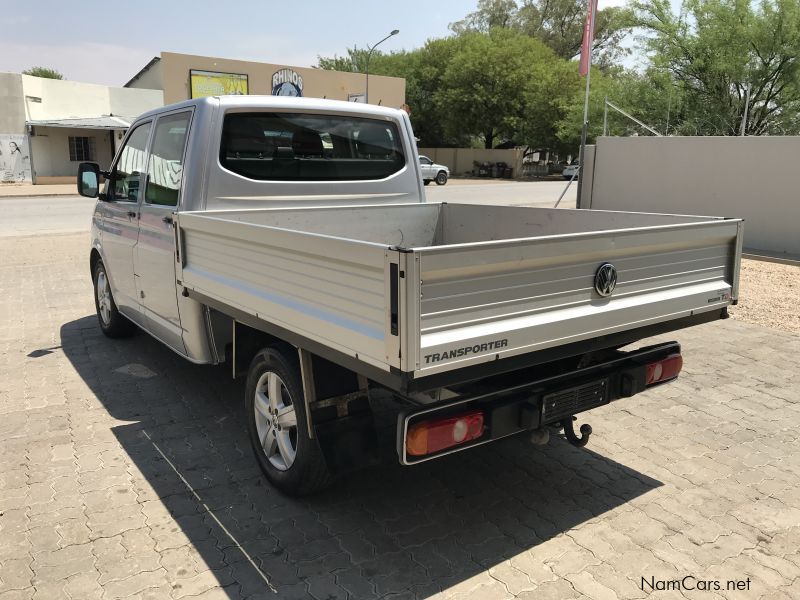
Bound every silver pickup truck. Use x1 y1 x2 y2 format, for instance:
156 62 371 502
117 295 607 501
77 96 743 495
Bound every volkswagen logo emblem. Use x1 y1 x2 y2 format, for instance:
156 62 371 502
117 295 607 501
594 263 618 297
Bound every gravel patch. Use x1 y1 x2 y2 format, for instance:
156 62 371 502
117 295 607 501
729 258 800 334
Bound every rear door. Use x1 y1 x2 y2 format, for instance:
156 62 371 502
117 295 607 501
134 109 192 353
100 121 152 321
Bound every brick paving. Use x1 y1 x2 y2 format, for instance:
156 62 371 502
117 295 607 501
1 232 799 599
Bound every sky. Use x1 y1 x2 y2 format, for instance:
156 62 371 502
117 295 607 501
1 0 638 87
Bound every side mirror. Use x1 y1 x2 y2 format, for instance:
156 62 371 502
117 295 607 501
77 162 101 198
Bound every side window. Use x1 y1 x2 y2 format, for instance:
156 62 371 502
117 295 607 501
112 123 151 202
145 112 191 207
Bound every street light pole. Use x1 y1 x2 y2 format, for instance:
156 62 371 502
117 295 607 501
740 82 751 136
575 1 596 209
365 29 399 104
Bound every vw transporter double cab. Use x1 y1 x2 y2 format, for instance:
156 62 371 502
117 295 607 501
77 96 743 495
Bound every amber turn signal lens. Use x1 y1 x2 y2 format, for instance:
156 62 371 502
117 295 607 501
406 411 484 456
645 353 683 385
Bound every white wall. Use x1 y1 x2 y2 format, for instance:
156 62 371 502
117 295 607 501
21 75 163 121
108 86 163 120
585 136 800 256
0 73 26 134
8 75 162 179
31 127 115 177
126 59 163 91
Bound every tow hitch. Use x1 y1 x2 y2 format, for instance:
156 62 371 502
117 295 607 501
562 416 592 447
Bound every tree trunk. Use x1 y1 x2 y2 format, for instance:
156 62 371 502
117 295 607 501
484 130 494 149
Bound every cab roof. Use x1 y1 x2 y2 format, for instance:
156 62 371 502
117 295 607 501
135 95 405 122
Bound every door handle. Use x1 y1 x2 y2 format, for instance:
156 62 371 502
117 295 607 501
162 216 174 225
127 211 137 218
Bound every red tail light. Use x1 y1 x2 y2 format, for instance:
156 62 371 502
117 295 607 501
646 353 683 385
406 411 484 456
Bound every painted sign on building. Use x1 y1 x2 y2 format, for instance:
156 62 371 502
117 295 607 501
272 68 303 97
0 135 32 183
189 70 248 98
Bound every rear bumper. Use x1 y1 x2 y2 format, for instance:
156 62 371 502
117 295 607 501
397 341 680 464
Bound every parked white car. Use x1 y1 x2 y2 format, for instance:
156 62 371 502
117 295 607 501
563 161 580 180
418 155 449 185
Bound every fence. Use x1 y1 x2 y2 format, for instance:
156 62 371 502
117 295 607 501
418 148 525 178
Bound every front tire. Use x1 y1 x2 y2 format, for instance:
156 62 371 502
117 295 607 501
93 259 136 338
435 171 448 185
423 179 431 186
245 347 332 495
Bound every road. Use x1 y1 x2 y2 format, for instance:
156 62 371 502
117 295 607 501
427 179 576 207
0 195 95 236
0 180 577 237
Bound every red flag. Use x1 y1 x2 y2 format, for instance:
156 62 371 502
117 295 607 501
579 0 599 76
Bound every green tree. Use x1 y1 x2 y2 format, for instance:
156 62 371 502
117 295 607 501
632 0 800 135
316 40 467 146
450 0 518 32
451 0 632 64
317 30 580 149
315 47 371 72
435 29 577 148
22 66 64 79
556 68 682 149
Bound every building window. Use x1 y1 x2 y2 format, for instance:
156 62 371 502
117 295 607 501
68 136 96 161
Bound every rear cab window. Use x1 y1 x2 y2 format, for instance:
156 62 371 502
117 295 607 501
219 112 405 181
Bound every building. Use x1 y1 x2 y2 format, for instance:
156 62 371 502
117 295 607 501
125 52 405 108
0 73 163 183
0 52 405 184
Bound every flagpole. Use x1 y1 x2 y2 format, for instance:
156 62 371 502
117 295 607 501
576 0 597 209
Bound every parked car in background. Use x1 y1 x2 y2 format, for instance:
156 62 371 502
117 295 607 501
418 155 449 185
563 161 580 180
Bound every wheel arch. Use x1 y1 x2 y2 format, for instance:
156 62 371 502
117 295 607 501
89 247 102 278
232 320 294 378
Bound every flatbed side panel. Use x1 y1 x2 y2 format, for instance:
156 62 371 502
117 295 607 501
412 220 741 377
178 213 397 371
440 203 722 244
182 204 441 248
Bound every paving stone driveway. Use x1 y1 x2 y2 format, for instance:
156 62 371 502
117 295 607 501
1 233 799 600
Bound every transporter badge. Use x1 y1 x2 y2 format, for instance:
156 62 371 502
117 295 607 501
594 263 618 297
424 339 509 364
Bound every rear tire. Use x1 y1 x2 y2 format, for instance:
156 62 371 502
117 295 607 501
435 171 448 185
245 347 333 496
423 179 431 186
92 259 136 338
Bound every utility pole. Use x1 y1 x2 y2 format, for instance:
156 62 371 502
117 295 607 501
576 0 597 209
740 82 751 136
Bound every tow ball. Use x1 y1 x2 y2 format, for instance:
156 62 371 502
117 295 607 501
562 416 592 447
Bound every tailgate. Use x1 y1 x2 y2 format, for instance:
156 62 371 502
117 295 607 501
405 219 742 377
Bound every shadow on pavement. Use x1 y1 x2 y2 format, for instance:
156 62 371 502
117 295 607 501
59 315 662 599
